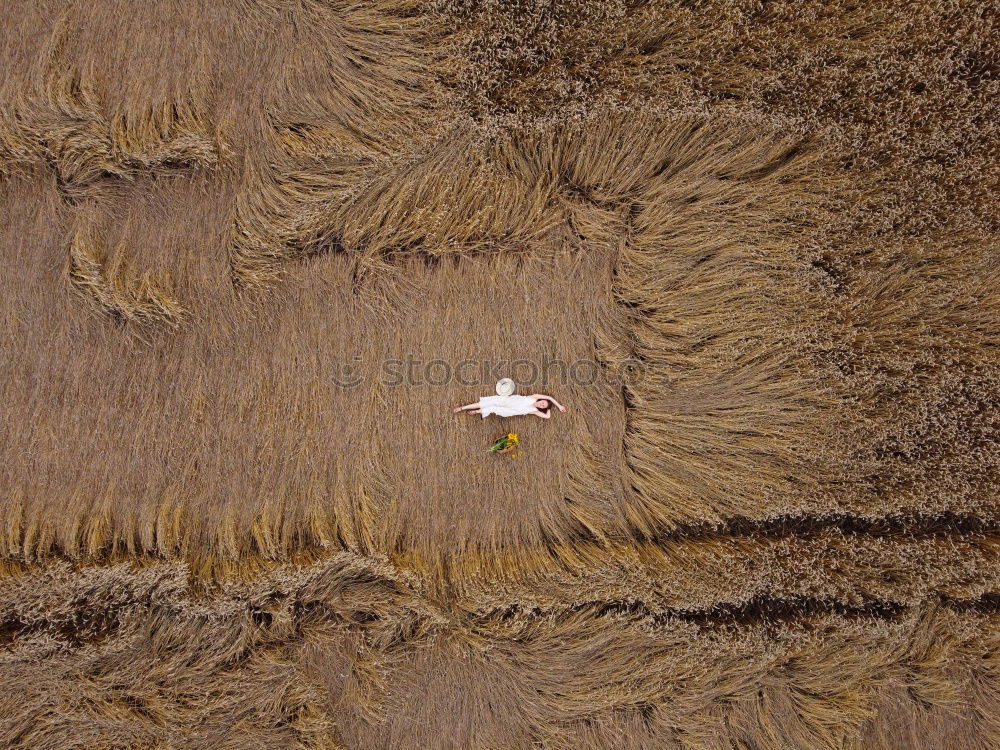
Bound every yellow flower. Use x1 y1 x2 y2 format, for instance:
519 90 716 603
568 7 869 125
507 433 519 444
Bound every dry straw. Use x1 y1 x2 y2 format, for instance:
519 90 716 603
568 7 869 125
0 0 998 747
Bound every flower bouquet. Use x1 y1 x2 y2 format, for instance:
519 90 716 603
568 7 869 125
488 432 522 458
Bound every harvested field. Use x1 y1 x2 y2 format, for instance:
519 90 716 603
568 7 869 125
1 1 998 747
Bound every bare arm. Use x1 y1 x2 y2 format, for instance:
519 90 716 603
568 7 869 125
531 394 567 412
533 409 551 419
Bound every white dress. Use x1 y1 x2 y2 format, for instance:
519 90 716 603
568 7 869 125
477 394 538 418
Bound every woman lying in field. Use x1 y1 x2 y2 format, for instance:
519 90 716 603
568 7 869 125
453 393 567 419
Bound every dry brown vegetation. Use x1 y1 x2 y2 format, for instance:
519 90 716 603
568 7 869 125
1 0 998 747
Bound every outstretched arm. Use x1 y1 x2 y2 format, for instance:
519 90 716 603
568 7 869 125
531 394 567 412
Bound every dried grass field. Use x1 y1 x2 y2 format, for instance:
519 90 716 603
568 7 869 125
1 1 999 748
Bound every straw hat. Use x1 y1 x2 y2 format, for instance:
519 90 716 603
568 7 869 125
495 378 516 397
